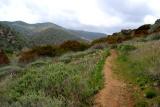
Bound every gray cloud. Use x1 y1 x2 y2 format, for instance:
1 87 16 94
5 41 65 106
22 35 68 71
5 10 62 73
0 0 159 33
99 0 152 23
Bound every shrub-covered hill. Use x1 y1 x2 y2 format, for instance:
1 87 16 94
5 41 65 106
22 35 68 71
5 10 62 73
29 28 84 46
91 19 160 45
0 23 27 53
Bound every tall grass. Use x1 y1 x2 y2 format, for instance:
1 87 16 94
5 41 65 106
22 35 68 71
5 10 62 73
0 49 109 107
115 42 160 106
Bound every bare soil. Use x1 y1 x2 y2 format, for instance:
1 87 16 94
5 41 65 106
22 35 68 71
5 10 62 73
94 50 134 107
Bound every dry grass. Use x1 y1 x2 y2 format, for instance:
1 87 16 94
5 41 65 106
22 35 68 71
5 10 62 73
115 40 160 106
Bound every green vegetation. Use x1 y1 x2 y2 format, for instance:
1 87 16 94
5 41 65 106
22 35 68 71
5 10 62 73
144 88 157 99
0 49 109 107
2 18 160 107
19 41 90 63
0 65 22 79
1 21 105 46
145 33 160 41
114 42 160 106
29 28 83 46
0 23 27 53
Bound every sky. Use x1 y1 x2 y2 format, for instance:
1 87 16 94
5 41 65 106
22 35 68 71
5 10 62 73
0 0 160 34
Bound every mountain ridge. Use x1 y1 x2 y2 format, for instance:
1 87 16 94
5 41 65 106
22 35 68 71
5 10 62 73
0 21 106 40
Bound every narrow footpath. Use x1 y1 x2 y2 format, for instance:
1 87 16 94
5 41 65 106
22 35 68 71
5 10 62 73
94 50 134 107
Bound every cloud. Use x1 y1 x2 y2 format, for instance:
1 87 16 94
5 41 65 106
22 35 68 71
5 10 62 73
0 0 160 33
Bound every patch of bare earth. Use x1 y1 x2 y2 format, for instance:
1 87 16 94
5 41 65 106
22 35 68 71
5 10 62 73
94 50 134 107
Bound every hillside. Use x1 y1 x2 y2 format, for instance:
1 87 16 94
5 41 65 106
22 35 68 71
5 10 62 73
1 21 106 46
91 19 160 45
68 30 106 41
28 28 84 46
1 19 160 107
0 23 27 52
92 19 160 107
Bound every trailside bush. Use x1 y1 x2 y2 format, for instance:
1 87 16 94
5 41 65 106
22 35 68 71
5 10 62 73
19 40 90 63
18 50 38 63
19 45 58 63
59 40 89 52
32 45 58 57
144 89 157 99
135 101 148 107
91 37 108 45
117 44 136 52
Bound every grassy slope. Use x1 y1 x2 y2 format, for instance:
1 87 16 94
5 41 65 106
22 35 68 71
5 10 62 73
114 41 160 107
0 49 109 107
29 28 83 46
0 24 27 52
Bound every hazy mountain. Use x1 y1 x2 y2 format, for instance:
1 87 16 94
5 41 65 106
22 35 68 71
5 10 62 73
0 21 106 46
0 21 63 36
68 30 106 41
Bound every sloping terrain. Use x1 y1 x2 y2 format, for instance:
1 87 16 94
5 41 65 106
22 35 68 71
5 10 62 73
92 19 160 45
0 21 106 46
0 23 27 52
0 49 109 107
68 30 106 40
114 42 160 106
28 28 83 46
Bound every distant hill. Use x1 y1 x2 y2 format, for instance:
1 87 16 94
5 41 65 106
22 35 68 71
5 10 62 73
0 23 27 52
29 28 84 46
68 30 106 41
0 21 106 46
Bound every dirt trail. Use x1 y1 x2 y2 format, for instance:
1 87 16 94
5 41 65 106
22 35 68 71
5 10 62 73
94 50 134 107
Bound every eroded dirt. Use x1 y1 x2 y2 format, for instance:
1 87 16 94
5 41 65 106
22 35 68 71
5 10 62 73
94 50 134 107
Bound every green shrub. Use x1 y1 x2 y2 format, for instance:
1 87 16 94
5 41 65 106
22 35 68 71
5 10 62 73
19 45 59 63
91 37 108 45
18 41 90 63
1 49 109 107
146 33 160 41
32 45 58 57
135 101 148 107
117 44 136 52
144 89 157 99
59 40 89 52
18 51 38 63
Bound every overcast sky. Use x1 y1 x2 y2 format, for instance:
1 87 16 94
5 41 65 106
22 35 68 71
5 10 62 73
0 0 160 33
